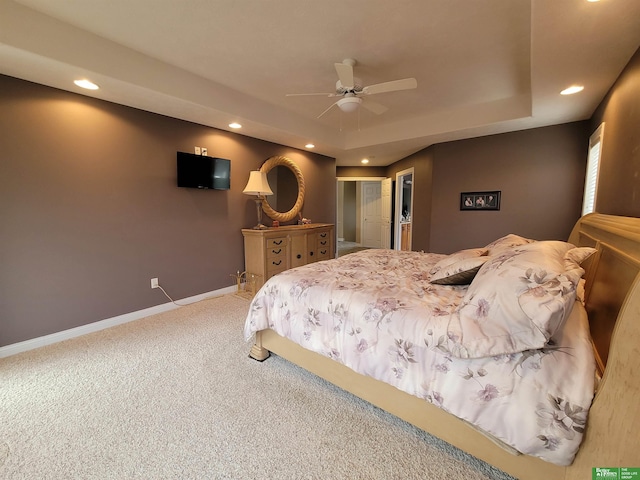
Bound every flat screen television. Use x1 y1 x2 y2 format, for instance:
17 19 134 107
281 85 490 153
176 151 230 190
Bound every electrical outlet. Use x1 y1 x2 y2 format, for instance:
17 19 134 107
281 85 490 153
194 146 201 155
201 147 207 156
151 278 159 289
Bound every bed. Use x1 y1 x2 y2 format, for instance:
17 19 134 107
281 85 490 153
244 213 640 480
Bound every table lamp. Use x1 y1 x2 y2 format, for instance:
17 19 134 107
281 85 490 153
243 170 273 229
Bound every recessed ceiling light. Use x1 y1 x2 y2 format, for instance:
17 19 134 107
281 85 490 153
361 158 369 164
561 85 584 95
74 79 99 90
229 122 242 129
305 143 315 149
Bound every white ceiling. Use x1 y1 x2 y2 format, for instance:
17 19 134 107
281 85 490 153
1 0 639 167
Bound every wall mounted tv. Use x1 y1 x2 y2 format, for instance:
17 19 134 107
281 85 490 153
176 151 231 190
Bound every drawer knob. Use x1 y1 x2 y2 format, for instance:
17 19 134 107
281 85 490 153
272 248 282 254
272 260 282 266
321 250 327 254
296 254 302 259
320 241 327 246
274 240 283 245
310 252 314 256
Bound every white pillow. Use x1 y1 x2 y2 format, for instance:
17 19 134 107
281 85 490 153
447 241 582 358
484 234 534 255
565 246 597 268
562 246 597 287
429 248 487 275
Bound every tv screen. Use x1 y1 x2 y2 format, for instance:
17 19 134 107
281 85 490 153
177 152 230 190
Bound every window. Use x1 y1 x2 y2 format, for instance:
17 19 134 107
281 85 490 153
582 123 605 216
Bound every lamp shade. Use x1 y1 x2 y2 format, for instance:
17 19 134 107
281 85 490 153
243 171 273 196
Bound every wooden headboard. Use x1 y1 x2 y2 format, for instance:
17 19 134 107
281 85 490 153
566 214 640 478
568 213 640 375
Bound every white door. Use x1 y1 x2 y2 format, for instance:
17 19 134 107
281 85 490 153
381 178 392 249
362 181 382 248
337 181 345 241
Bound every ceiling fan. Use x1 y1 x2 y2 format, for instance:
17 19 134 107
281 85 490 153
286 58 418 118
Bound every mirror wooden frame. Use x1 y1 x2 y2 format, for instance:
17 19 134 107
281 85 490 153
260 156 305 222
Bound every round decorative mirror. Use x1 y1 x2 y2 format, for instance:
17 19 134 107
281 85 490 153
260 156 305 223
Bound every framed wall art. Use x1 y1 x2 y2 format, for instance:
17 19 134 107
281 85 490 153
460 191 501 211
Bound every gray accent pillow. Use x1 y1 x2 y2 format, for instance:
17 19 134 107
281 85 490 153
430 256 490 285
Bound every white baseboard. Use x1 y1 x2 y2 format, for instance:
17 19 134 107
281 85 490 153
0 284 237 359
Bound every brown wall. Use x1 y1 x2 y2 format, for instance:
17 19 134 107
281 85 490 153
0 74 335 346
590 47 640 217
430 123 589 253
336 166 386 178
336 122 588 255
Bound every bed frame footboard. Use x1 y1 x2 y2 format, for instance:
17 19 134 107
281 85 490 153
256 328 566 480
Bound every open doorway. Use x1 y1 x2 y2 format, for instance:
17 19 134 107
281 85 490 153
336 177 391 256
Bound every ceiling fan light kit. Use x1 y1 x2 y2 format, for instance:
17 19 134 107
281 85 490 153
286 58 417 119
337 96 362 113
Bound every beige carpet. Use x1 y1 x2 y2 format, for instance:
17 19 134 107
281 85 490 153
0 295 514 479
337 241 372 257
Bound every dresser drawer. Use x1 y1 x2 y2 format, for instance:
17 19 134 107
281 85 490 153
317 237 330 250
267 245 286 259
266 257 287 278
267 237 287 249
316 246 331 260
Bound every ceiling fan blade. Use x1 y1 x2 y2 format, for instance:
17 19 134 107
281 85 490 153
362 78 417 95
317 101 339 119
361 99 388 115
285 92 335 97
334 62 354 89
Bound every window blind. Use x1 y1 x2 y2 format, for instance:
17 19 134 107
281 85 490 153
582 123 605 216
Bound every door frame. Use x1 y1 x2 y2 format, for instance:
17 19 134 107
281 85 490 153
394 168 414 251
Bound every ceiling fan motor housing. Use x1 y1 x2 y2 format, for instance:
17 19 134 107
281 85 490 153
336 79 364 95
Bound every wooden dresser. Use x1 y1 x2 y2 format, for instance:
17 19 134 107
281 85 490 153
242 223 334 290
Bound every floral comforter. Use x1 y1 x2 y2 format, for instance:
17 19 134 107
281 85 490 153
244 249 596 466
